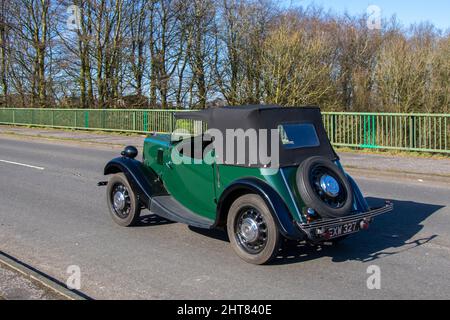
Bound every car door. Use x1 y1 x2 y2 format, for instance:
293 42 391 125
162 128 217 221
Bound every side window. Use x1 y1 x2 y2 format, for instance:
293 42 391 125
172 120 210 160
171 120 207 143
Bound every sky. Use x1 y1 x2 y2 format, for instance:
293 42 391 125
282 0 450 31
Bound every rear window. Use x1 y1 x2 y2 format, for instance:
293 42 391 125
278 123 320 149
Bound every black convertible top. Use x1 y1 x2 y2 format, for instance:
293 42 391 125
174 105 338 167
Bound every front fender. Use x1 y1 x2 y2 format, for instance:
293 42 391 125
216 178 304 240
104 157 166 208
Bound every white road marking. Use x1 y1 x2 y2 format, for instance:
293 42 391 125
0 159 45 171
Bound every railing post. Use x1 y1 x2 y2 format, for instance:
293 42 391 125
102 109 106 129
361 115 376 148
410 116 416 150
84 111 89 128
363 115 367 146
12 109 15 124
144 111 148 132
372 115 376 146
445 116 448 151
170 111 175 132
331 114 336 144
133 111 136 131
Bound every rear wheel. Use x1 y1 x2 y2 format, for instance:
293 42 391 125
107 173 141 227
227 194 281 265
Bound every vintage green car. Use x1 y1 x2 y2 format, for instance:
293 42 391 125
102 105 393 264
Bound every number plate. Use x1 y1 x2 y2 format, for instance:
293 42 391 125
327 221 360 239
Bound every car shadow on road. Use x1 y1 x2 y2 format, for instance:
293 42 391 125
137 198 443 266
272 198 443 265
134 213 175 227
189 226 230 242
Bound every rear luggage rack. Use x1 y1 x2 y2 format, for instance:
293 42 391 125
298 201 394 231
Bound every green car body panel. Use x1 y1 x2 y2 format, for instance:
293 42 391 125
143 134 306 223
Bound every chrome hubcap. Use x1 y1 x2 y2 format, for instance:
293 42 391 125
111 184 131 219
235 208 268 254
240 218 260 243
320 175 340 198
113 191 126 210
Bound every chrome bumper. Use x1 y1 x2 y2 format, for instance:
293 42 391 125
297 201 394 240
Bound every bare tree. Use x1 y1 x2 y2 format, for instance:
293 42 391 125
9 0 54 107
0 0 10 107
0 1 448 113
260 10 336 107
128 0 149 99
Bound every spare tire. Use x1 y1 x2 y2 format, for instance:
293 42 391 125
296 156 354 219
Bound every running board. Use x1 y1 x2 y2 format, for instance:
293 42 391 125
150 196 215 229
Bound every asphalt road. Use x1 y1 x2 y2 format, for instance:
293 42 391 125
0 136 449 300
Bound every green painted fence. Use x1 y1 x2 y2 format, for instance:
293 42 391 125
322 112 449 154
0 108 449 154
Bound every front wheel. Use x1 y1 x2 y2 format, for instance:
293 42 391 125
227 194 281 265
106 173 141 227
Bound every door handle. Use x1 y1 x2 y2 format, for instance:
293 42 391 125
215 164 221 189
157 149 164 165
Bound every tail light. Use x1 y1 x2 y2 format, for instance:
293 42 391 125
360 219 370 230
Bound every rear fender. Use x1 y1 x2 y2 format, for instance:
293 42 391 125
216 178 304 240
347 174 370 212
336 160 370 212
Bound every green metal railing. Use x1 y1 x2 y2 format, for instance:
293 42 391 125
322 112 449 154
0 108 449 154
0 108 177 133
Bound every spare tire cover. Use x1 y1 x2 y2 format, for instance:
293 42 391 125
296 156 354 219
